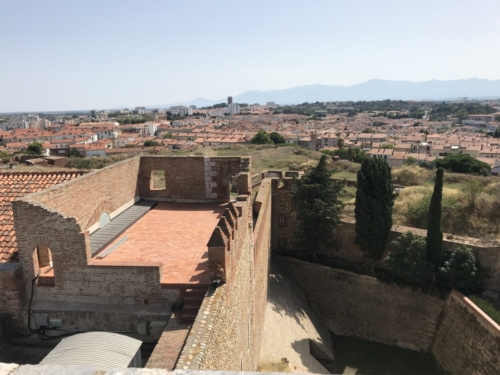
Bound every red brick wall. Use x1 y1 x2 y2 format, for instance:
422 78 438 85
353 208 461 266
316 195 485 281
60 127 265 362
251 178 272 363
178 184 271 371
25 157 140 230
12 201 169 313
139 156 248 202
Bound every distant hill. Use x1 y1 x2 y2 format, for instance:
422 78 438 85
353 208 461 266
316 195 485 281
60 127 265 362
154 79 500 108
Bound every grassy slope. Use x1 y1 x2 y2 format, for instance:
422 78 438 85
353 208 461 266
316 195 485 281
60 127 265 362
68 145 500 239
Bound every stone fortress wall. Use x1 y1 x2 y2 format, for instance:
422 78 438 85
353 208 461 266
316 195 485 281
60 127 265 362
176 177 272 371
272 177 500 291
275 256 500 375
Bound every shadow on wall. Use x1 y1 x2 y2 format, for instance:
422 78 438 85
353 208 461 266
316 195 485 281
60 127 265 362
320 334 446 375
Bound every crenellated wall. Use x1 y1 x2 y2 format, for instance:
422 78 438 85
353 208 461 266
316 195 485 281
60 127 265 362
177 179 272 371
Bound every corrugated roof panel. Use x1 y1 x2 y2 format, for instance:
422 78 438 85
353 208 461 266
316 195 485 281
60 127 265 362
40 332 142 371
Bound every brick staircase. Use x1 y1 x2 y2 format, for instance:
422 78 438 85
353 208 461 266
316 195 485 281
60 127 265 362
179 285 208 323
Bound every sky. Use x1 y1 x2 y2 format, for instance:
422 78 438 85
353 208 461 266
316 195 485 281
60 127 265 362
1 0 499 112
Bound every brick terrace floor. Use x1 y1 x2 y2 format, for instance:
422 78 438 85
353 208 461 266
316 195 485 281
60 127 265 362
90 202 226 286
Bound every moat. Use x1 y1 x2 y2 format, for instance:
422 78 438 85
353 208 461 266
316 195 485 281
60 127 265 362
321 334 445 375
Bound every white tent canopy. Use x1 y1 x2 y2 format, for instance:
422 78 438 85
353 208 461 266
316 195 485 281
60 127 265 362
40 332 142 371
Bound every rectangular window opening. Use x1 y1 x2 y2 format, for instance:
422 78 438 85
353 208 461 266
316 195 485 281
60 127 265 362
151 170 166 190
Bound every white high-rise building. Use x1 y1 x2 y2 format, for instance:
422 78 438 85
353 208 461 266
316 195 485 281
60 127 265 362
178 106 193 116
228 103 240 114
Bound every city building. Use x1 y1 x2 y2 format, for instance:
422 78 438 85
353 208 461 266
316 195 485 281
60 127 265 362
227 103 240 114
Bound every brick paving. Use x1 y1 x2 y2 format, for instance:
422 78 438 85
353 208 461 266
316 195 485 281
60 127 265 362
90 202 226 285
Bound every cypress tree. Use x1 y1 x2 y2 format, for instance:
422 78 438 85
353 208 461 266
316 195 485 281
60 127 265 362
355 158 394 264
292 155 345 259
426 168 444 267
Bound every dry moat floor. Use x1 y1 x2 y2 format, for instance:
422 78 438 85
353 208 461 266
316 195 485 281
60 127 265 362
320 334 445 375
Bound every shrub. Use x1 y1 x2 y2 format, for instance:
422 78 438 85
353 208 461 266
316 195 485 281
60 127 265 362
439 246 483 293
251 129 273 144
144 140 160 147
392 165 432 186
386 231 434 286
433 154 491 175
406 192 458 231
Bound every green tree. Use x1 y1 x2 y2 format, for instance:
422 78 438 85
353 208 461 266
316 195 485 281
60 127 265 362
380 143 395 149
68 148 83 158
495 115 500 122
439 246 481 292
163 132 173 139
404 156 418 166
144 140 161 147
433 154 491 175
455 108 469 121
337 138 344 151
292 155 345 259
269 132 286 144
385 231 434 286
26 142 44 156
251 129 273 144
355 158 394 266
426 168 444 268
493 127 500 138
361 127 375 133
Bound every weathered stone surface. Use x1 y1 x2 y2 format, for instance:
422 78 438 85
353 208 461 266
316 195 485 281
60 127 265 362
432 291 500 375
274 256 445 352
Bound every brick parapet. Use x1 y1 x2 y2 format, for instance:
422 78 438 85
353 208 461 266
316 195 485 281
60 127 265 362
20 157 141 230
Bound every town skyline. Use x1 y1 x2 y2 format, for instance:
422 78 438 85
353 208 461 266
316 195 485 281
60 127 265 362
1 77 500 114
1 0 499 112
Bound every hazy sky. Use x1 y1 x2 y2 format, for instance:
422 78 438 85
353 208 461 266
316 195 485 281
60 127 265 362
1 0 499 112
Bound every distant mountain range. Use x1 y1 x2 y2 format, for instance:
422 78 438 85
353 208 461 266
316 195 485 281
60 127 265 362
149 78 500 108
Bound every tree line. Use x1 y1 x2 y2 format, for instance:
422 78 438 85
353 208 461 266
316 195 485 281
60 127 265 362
291 156 485 294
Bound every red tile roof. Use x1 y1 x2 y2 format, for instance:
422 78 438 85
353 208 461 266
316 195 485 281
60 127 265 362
0 170 88 262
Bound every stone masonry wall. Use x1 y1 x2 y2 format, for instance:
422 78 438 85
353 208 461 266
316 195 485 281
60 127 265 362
138 156 246 202
329 220 500 290
25 157 140 230
274 256 445 351
251 179 272 363
177 186 271 371
272 178 500 290
432 290 500 375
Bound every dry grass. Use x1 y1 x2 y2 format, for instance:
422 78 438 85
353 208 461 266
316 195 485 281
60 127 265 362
258 359 291 373
392 165 433 186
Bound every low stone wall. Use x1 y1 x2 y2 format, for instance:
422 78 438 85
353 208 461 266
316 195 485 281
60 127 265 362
432 290 500 375
328 220 500 290
274 256 445 352
146 314 191 370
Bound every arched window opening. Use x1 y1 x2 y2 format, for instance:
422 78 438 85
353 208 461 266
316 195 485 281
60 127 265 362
99 212 111 228
33 245 55 287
